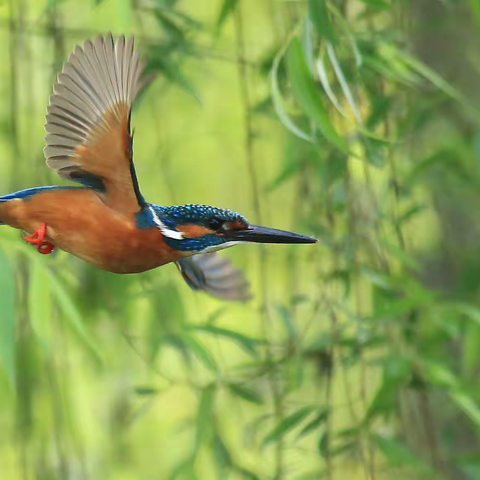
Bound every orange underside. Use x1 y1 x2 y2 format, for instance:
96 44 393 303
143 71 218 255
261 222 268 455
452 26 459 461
0 188 184 274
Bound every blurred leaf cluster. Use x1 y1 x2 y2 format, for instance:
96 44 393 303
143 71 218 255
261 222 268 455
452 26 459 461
0 0 480 479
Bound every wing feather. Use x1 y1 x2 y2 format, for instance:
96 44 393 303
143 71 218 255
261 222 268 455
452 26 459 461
44 33 146 212
176 253 251 302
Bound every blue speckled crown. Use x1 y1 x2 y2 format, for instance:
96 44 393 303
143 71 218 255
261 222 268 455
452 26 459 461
160 204 247 225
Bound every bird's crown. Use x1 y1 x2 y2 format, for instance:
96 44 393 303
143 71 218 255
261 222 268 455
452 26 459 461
161 204 248 229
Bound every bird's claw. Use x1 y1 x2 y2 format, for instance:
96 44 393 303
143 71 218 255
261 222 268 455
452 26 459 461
36 242 55 255
23 222 55 255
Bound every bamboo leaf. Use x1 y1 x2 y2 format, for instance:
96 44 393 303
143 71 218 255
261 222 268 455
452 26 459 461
302 17 315 73
183 334 218 372
192 325 259 357
380 43 480 120
316 57 345 115
359 0 391 9
146 50 202 103
366 356 412 421
216 0 239 32
421 359 458 389
469 0 480 29
318 432 329 458
295 470 325 480
6 242 101 362
228 383 263 405
297 408 329 439
359 267 393 290
396 204 427 227
235 467 260 480
168 457 197 480
276 304 298 341
462 323 480 378
381 241 419 270
373 435 433 472
134 386 158 396
327 4 362 66
450 391 480 429
271 48 313 142
155 9 185 42
422 358 480 429
263 406 316 446
385 44 463 101
47 269 103 363
364 53 423 87
213 435 232 469
268 159 304 191
196 384 216 450
286 38 348 152
326 42 362 123
457 455 480 480
309 0 335 42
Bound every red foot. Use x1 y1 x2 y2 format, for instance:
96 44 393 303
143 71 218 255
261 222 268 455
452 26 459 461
23 222 55 255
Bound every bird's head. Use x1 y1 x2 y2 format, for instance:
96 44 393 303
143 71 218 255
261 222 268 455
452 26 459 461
140 204 317 254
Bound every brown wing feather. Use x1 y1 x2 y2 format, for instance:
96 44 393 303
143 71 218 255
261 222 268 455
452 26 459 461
44 34 145 212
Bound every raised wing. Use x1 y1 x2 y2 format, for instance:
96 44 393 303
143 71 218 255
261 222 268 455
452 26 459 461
44 34 146 212
176 253 251 301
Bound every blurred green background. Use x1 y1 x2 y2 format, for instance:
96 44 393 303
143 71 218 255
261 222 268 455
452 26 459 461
1 0 480 479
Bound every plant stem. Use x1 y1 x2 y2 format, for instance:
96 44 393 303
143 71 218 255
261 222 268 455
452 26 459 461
344 167 376 480
8 0 20 191
234 6 285 478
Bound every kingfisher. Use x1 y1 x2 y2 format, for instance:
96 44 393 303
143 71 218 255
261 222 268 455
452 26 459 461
0 34 316 301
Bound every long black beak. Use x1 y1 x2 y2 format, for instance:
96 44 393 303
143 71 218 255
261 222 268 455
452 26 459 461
227 225 318 244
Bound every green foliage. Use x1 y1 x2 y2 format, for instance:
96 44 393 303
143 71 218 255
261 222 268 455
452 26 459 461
263 406 318 446
286 39 347 152
215 0 239 33
228 383 264 405
0 0 480 479
0 247 15 386
28 257 52 354
373 434 434 475
191 325 260 357
309 0 335 43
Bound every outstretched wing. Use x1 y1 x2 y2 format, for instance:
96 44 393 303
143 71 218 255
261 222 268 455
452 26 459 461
44 34 146 212
176 253 251 301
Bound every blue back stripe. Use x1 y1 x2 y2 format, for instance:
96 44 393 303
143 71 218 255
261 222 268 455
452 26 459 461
0 186 83 201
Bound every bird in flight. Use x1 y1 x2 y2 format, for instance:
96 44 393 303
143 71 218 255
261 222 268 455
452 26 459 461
0 34 316 301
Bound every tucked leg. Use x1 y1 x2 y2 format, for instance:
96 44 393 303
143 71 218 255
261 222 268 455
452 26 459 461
23 222 55 255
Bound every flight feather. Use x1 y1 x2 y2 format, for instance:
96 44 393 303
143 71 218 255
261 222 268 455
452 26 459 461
44 33 146 211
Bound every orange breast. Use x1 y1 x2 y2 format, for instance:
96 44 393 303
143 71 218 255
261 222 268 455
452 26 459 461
0 188 183 274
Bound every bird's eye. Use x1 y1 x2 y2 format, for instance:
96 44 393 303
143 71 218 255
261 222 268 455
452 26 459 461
208 218 225 231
